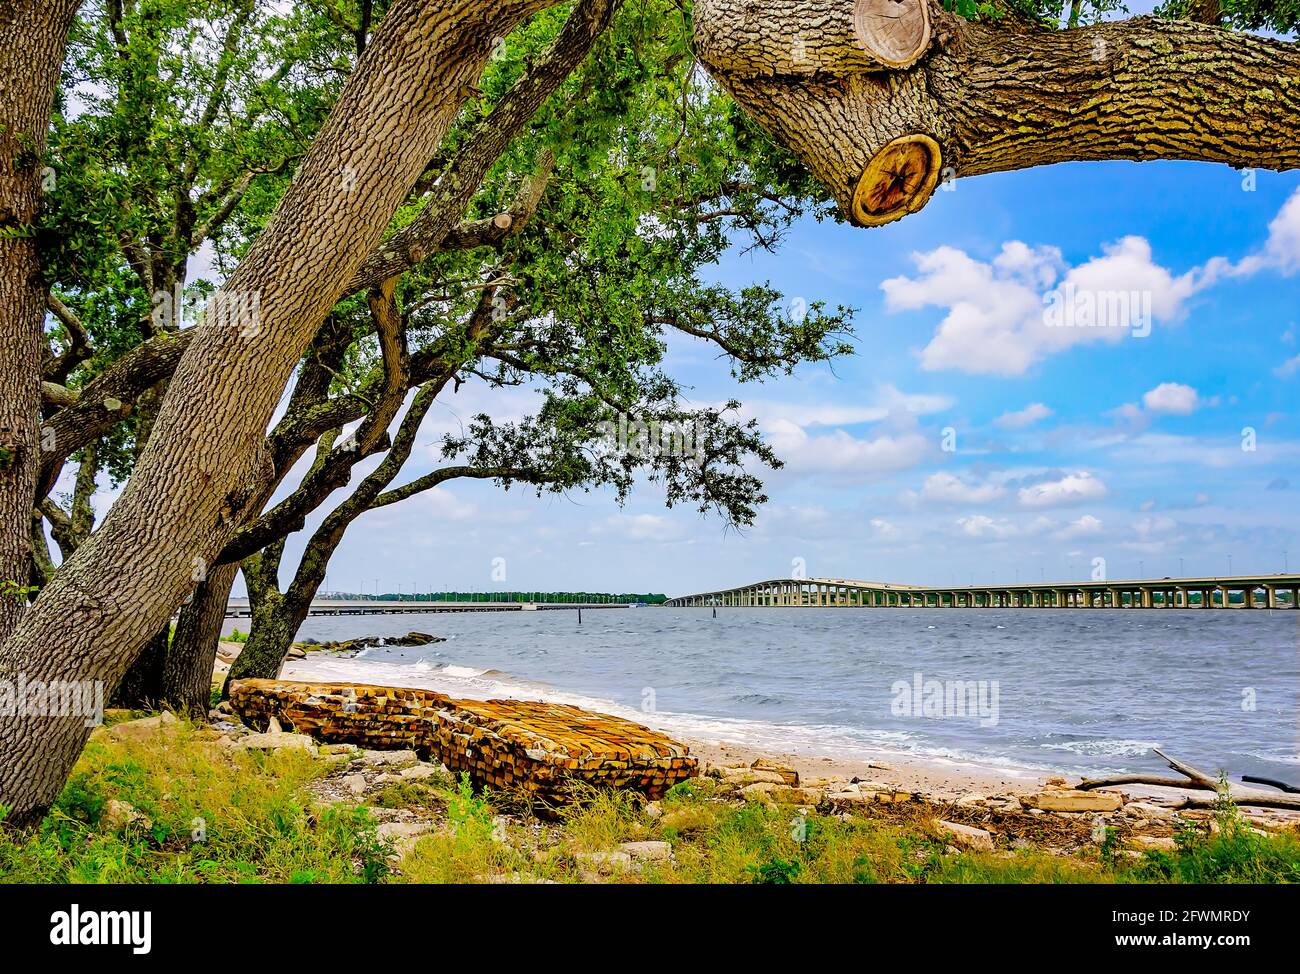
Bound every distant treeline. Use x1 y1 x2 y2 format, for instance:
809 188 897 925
332 592 668 604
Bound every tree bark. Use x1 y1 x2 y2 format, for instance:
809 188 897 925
163 560 239 717
0 1 81 638
0 0 562 829
694 2 1300 227
223 547 290 689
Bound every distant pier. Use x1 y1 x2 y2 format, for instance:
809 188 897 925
225 599 630 619
664 575 1300 609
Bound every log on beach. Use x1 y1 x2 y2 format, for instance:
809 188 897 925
228 678 697 807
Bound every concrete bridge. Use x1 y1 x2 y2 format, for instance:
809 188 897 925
224 599 629 619
664 575 1300 609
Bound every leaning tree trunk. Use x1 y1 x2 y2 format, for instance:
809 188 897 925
0 1 81 639
223 547 292 690
0 0 564 829
162 561 240 717
109 629 169 710
228 376 443 689
693 1 1300 228
112 353 177 707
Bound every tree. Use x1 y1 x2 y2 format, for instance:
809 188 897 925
692 0 1297 228
0 1 83 641
0 0 574 828
3 0 1298 827
218 1 852 684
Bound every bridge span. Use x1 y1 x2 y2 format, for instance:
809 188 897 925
664 575 1300 609
224 599 629 619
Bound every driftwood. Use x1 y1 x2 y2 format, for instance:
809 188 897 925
1242 775 1300 794
1076 747 1300 811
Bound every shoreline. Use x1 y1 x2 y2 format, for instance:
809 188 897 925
682 736 1041 800
277 645 1067 794
265 640 1298 816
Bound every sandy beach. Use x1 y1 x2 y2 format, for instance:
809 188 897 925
684 736 1041 800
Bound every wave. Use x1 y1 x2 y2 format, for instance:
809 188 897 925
283 654 1052 778
1037 738 1162 758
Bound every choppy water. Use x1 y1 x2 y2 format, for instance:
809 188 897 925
231 607 1300 781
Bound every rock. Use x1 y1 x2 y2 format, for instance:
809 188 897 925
215 641 243 664
109 711 180 741
476 872 558 884
1044 776 1071 789
847 780 890 792
574 850 635 874
938 820 995 851
717 766 786 786
377 821 434 858
1126 801 1175 820
399 762 442 781
827 787 912 807
739 781 777 799
1130 835 1177 851
644 802 662 820
341 773 368 796
267 715 283 733
237 732 316 753
103 799 152 832
750 758 799 786
319 743 359 756
1021 790 1123 812
770 786 820 804
360 748 419 768
208 719 247 737
618 840 672 862
1010 837 1033 850
286 645 307 660
317 631 447 655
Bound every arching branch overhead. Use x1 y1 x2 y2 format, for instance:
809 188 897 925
694 0 1300 227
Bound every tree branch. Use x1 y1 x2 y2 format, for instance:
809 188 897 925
347 0 618 292
695 2 1300 227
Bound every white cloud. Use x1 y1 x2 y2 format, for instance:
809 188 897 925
1277 354 1300 379
1053 514 1104 540
884 190 1300 376
919 471 1006 506
1234 186 1300 277
590 513 686 542
738 384 953 428
883 237 1209 376
1142 382 1200 415
764 420 930 483
995 402 1053 429
1017 471 1107 508
954 514 1019 540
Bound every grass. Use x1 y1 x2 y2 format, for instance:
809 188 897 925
0 722 390 883
3 719 1299 884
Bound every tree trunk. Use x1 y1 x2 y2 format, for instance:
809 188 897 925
109 627 168 710
0 0 562 829
163 561 239 717
228 376 443 688
223 594 294 689
0 1 81 639
223 547 290 690
694 1 1300 227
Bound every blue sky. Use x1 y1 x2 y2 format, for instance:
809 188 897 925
86 156 1293 598
240 160 1295 599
